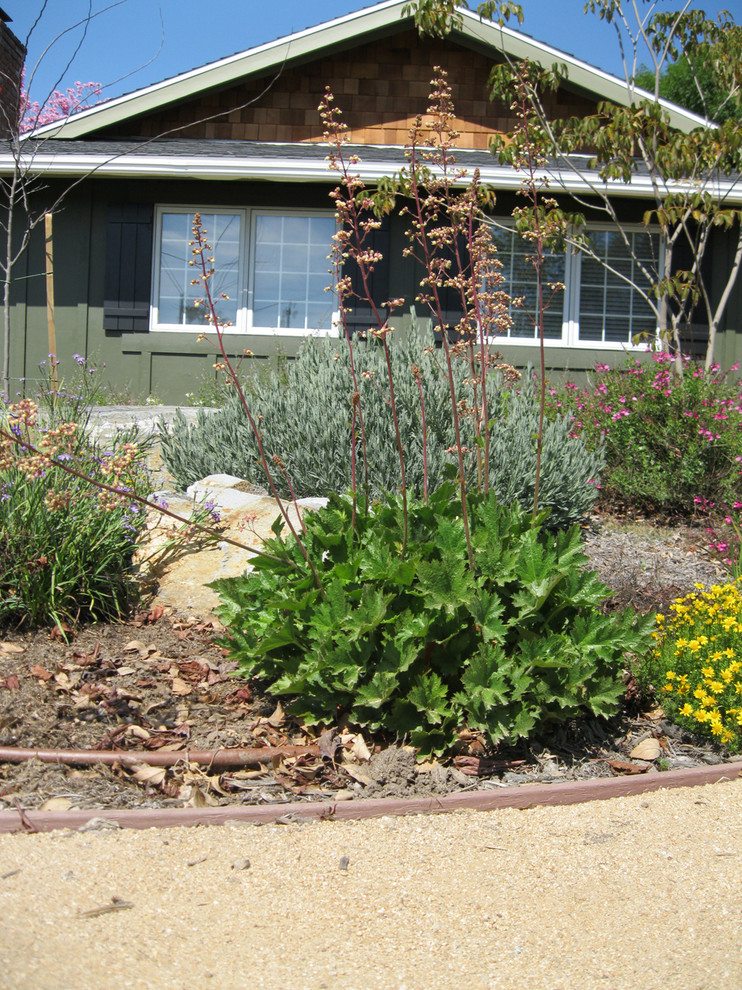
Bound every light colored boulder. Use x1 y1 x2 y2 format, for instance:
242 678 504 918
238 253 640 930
296 496 329 510
186 474 246 497
136 481 324 618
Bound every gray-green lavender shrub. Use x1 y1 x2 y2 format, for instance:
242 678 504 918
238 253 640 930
160 328 603 528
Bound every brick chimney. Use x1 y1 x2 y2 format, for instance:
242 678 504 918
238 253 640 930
0 8 25 137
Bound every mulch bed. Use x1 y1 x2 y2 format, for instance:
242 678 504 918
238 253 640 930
0 514 736 813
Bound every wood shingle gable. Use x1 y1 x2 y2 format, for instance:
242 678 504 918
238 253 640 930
91 29 596 151
27 0 708 144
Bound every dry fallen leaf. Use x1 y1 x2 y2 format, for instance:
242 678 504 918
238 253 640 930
71 643 101 666
128 763 167 788
170 677 192 697
127 725 151 741
630 737 661 761
267 701 285 727
342 764 372 786
608 759 647 775
50 623 73 643
29 664 53 681
175 660 210 683
181 784 219 808
0 642 25 655
147 604 165 623
343 732 372 763
318 728 340 762
1 675 20 690
124 640 148 654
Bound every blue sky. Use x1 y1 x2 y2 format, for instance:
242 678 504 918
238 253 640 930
11 0 741 109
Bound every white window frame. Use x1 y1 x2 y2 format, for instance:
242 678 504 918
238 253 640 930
488 223 569 344
150 205 340 336
489 219 662 350
566 222 663 350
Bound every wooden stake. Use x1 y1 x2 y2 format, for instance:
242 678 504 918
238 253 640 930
44 212 57 393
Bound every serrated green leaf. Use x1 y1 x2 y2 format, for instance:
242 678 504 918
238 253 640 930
354 670 400 708
407 671 450 724
468 588 508 643
416 558 474 612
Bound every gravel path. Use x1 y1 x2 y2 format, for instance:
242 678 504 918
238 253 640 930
1 776 740 989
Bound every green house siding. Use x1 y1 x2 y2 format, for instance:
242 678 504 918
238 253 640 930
5 177 742 403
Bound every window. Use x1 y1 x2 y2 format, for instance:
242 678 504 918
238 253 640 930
489 221 660 349
576 229 658 345
490 227 566 340
151 207 337 334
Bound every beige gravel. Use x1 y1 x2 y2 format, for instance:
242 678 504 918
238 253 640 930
1 778 741 990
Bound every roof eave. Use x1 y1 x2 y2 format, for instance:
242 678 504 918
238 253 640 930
3 150 739 203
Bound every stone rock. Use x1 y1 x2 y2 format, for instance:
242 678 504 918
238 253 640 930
187 474 245 493
40 797 74 812
186 476 269 512
296 496 329 511
137 480 324 618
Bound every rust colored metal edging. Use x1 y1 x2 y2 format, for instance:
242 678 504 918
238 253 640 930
0 761 739 834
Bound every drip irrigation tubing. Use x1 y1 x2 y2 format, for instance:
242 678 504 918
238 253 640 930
0 744 320 769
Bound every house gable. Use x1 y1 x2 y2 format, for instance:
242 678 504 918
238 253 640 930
91 29 596 151
29 0 707 142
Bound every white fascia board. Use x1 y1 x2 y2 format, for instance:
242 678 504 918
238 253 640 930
28 0 409 140
458 9 708 133
4 149 740 203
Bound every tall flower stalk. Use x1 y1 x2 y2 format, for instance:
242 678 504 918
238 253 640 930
490 62 568 521
321 90 409 553
398 70 510 566
189 215 326 593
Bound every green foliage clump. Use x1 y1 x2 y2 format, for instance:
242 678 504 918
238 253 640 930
161 329 603 529
550 353 742 516
639 581 742 753
0 362 154 628
214 487 653 756
635 58 742 125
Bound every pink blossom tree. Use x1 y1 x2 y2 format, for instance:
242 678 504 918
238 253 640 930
19 74 102 133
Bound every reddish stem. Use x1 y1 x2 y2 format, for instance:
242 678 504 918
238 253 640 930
192 219 325 594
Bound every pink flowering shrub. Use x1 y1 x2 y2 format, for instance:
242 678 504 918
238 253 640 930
549 354 742 516
693 497 742 579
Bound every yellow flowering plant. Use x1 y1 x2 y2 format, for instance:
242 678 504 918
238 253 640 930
641 581 742 752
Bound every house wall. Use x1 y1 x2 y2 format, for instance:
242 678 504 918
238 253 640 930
6 177 741 404
97 29 596 151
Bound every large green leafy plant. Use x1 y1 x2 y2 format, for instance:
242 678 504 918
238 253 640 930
214 487 653 755
187 73 643 757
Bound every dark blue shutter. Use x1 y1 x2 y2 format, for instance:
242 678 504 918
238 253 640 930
103 204 154 331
